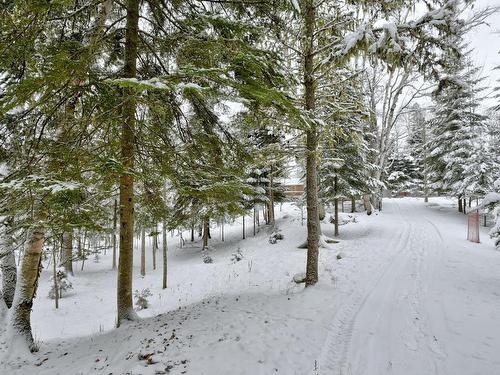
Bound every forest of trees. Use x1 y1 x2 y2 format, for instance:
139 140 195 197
0 0 499 354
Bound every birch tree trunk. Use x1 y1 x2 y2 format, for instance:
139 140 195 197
10 228 44 352
117 0 139 327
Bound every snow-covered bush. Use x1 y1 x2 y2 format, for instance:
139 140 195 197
482 178 500 250
202 250 213 264
269 231 284 244
230 248 243 263
134 288 153 310
48 268 73 299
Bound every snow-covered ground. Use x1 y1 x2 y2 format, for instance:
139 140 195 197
1 197 499 374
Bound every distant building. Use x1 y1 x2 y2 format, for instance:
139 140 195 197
283 183 304 198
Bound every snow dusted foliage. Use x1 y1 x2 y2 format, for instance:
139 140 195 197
48 268 73 299
134 288 153 310
386 154 421 195
482 178 500 250
318 68 379 203
427 43 490 199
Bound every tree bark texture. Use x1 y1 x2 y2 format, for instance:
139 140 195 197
304 0 319 286
11 228 44 352
62 230 73 276
117 0 139 327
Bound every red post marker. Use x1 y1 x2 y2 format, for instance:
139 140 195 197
467 212 480 243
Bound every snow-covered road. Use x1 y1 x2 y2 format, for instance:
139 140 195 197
319 199 500 375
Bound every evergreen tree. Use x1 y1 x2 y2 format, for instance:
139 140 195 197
427 47 489 208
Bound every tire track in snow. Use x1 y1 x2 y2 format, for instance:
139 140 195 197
316 201 412 374
316 200 452 375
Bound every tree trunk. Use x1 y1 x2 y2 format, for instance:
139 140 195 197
303 0 319 287
62 230 73 276
10 228 44 352
253 206 256 236
351 196 356 213
1 250 16 309
117 0 140 327
162 222 168 289
363 194 373 215
1 221 16 309
458 196 463 213
112 198 117 270
242 215 246 240
463 199 467 215
203 217 209 249
52 244 59 310
334 175 339 237
269 167 275 226
140 227 145 277
191 222 194 242
152 224 157 271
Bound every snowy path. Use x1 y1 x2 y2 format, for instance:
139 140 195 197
319 199 500 375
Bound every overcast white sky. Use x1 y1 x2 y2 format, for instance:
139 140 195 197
467 0 500 106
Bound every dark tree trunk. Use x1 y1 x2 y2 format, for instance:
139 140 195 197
117 0 140 327
140 227 145 277
334 175 339 237
152 225 157 271
351 196 356 213
162 221 168 289
203 217 209 249
269 167 275 225
112 198 117 269
458 196 463 213
304 0 319 287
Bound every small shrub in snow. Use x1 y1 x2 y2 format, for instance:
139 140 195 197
134 288 152 310
269 231 284 244
48 268 73 299
202 250 213 264
230 248 243 263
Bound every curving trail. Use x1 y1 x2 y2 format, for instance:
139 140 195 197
318 198 500 375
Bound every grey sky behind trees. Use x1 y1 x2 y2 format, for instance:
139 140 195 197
468 0 500 106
